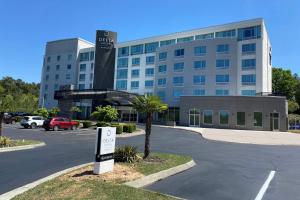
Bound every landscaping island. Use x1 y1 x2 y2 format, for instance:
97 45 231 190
13 153 192 200
0 136 42 149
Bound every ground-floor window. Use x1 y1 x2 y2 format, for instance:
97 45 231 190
189 108 200 126
237 112 245 126
203 110 213 124
254 112 263 127
219 111 229 125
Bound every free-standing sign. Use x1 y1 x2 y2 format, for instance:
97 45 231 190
94 127 116 174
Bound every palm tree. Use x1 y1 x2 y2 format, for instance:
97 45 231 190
133 95 167 159
70 106 81 119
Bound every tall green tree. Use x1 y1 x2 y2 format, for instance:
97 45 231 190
48 107 60 117
0 87 16 136
295 82 300 109
272 68 299 100
133 95 167 159
91 106 118 122
33 108 49 118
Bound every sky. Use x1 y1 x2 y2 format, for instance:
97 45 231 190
0 0 299 83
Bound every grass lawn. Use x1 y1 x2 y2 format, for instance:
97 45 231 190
289 130 300 134
13 153 192 200
0 137 42 148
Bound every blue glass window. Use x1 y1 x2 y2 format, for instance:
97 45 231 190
216 44 229 53
131 44 144 55
78 84 85 90
242 74 256 85
132 57 140 66
67 64 72 70
79 74 85 81
117 58 128 68
116 80 127 90
160 39 176 47
146 56 155 65
158 65 166 74
117 69 128 79
174 62 184 72
173 90 183 98
56 65 60 70
216 59 230 69
145 80 154 88
194 46 206 55
194 60 206 69
173 76 184 86
145 42 159 53
46 66 50 71
131 69 139 78
79 52 89 61
242 59 256 70
118 47 129 57
216 89 229 96
242 43 256 54
131 81 139 89
158 78 166 86
238 25 261 41
55 74 59 80
157 91 166 100
241 90 256 96
80 64 86 71
177 36 194 43
145 68 154 77
174 49 184 57
159 52 167 61
90 51 94 61
193 89 205 96
66 74 70 80
193 75 205 85
216 75 229 84
215 29 236 38
195 33 214 40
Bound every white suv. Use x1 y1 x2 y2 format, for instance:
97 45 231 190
20 116 45 129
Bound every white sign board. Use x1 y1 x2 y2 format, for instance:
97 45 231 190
94 127 116 174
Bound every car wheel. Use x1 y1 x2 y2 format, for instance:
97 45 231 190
24 124 29 129
45 128 49 131
71 125 77 130
53 126 59 131
11 120 16 124
31 123 37 129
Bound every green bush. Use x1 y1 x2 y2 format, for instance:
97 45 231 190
15 116 22 122
111 122 119 126
82 121 92 128
114 145 139 163
96 121 111 127
123 123 136 133
112 124 123 134
0 136 12 148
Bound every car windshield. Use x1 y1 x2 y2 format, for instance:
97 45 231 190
23 117 29 120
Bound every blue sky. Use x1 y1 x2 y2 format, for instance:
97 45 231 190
0 0 299 83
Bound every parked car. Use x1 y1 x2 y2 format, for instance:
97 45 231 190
289 124 300 130
43 117 79 131
20 116 45 129
2 113 16 124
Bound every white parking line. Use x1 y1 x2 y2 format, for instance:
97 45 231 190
254 170 276 200
76 133 96 136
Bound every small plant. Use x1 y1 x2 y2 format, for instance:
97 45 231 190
91 106 118 122
96 121 111 127
0 136 12 147
82 121 92 128
123 123 136 133
112 124 123 134
114 145 139 163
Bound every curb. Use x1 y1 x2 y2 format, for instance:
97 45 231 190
117 129 145 138
0 162 93 200
124 159 196 188
0 142 46 153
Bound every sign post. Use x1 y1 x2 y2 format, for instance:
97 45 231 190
94 127 116 174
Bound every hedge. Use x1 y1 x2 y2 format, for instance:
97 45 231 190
82 121 92 128
123 123 136 133
112 124 123 134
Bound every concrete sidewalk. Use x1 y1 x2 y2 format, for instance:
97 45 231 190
166 126 300 146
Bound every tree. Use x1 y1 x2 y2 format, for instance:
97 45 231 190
272 68 299 100
70 106 81 119
288 100 299 114
133 95 167 159
0 87 16 136
295 82 300 110
91 106 118 122
48 107 60 117
33 108 49 118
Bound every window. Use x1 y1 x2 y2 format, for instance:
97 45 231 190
177 36 194 43
173 76 184 86
242 90 256 96
57 55 60 61
55 74 59 80
195 33 214 40
173 90 183 99
145 68 154 77
159 52 167 61
44 93 48 100
193 75 205 85
242 43 256 54
66 74 71 80
242 74 256 85
237 112 245 126
174 49 184 57
238 25 261 41
131 69 139 78
118 46 129 57
68 54 72 61
216 75 229 84
67 64 72 70
91 63 94 71
146 56 155 65
254 112 262 127
89 83 93 89
117 58 128 68
194 60 206 69
56 65 60 70
80 64 86 71
160 39 176 47
132 57 140 66
215 29 236 38
78 84 85 90
47 56 51 62
157 91 166 100
45 75 49 81
242 59 256 70
145 80 154 88
90 51 94 61
203 110 213 124
44 84 48 91
131 81 139 89
145 42 159 53
54 84 59 90
117 69 128 79
219 111 229 125
116 80 127 90
174 62 184 72
194 46 206 55
157 78 166 87
216 89 229 96
145 92 153 96
79 52 89 61
216 59 230 69
46 66 50 72
193 89 205 96
216 44 229 53
158 65 167 73
90 73 93 81
131 44 144 55
79 74 85 81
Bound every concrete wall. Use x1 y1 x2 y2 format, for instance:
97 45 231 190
179 96 288 131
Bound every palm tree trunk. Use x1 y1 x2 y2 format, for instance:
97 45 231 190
0 112 3 137
144 112 152 159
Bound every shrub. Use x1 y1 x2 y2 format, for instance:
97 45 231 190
82 121 92 128
114 145 139 163
15 116 22 122
112 124 123 134
96 121 111 127
0 136 12 148
111 122 119 126
123 123 136 133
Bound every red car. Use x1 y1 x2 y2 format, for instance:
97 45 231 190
43 117 79 131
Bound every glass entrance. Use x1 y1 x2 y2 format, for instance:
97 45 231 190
270 113 279 131
189 109 200 127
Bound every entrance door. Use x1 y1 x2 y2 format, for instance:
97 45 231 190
189 109 200 127
270 113 279 131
